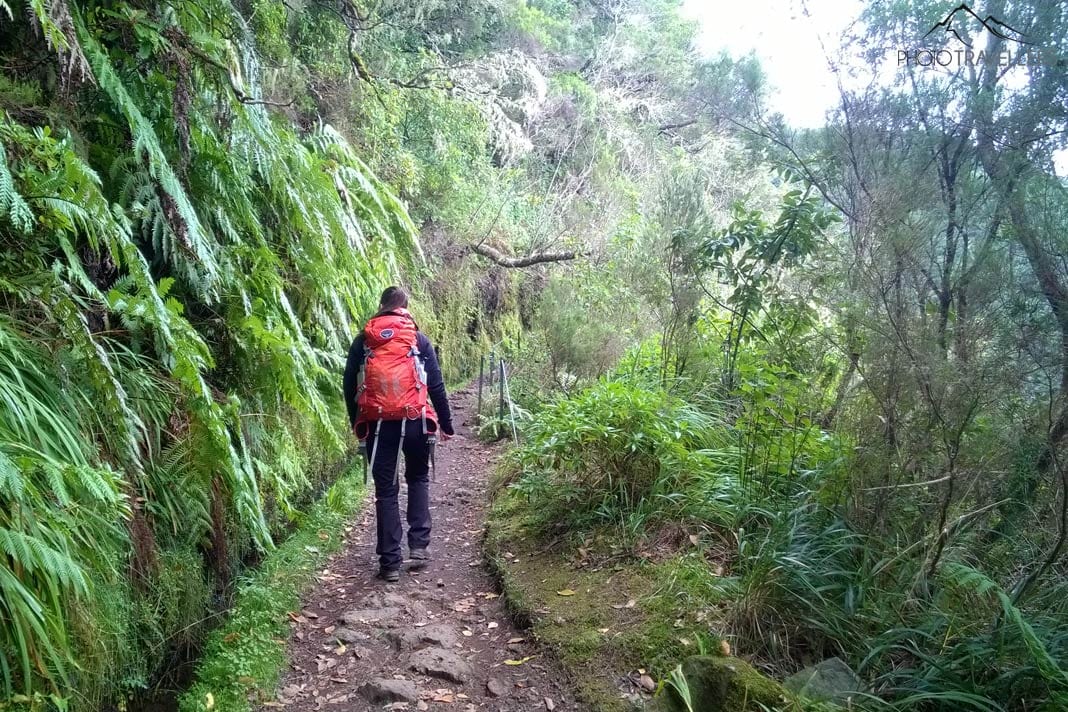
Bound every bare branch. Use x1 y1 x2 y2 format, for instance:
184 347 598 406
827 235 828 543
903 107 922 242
469 243 583 268
658 118 697 134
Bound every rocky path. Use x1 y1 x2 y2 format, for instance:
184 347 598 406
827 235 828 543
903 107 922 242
264 386 578 711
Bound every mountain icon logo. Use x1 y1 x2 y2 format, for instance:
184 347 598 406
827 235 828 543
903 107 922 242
923 3 1032 47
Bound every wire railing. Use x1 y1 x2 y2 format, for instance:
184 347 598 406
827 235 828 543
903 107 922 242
477 348 519 444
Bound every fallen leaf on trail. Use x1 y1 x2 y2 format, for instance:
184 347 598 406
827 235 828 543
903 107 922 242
598 628 610 634
556 589 576 596
487 621 499 629
719 639 732 656
673 618 684 628
324 625 336 635
504 656 537 665
302 610 319 619
689 534 700 546
334 643 346 655
639 674 656 691
462 629 473 637
287 612 307 623
431 690 455 703
452 597 476 612
205 693 215 710
318 530 330 541
507 637 525 644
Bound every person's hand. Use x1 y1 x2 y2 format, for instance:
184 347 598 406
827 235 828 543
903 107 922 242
440 431 453 442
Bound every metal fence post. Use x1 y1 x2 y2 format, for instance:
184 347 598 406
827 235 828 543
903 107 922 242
498 358 505 439
477 354 485 422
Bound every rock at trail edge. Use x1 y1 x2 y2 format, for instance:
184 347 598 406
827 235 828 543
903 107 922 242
783 657 864 704
408 647 473 684
359 678 420 704
651 656 797 712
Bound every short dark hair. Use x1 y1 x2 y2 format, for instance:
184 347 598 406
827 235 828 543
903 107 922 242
379 286 409 312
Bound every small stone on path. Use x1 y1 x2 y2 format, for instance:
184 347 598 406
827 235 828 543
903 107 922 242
339 607 402 626
408 647 473 683
331 626 369 643
486 678 508 697
387 623 461 651
359 678 420 704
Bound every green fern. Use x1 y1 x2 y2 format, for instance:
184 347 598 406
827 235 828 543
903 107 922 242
0 140 33 233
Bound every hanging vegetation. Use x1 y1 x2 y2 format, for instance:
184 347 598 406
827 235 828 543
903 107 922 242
0 0 416 705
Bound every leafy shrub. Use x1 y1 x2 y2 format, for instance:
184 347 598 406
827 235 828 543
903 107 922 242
510 379 737 540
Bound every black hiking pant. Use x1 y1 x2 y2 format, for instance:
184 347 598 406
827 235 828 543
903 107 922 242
364 418 431 571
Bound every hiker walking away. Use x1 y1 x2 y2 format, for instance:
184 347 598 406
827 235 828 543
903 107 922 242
343 286 454 583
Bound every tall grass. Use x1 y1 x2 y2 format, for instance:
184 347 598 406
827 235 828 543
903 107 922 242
0 320 128 697
510 379 738 541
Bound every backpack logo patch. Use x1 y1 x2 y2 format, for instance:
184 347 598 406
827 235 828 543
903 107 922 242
380 329 395 339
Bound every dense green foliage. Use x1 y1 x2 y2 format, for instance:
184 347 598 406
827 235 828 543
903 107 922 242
0 0 415 706
494 1 1068 707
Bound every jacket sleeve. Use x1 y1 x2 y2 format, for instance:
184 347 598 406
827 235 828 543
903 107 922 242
418 333 453 435
342 335 365 428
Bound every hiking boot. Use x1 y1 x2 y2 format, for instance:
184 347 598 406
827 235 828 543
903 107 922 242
408 548 431 570
376 567 400 583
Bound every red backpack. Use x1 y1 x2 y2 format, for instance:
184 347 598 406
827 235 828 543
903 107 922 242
354 309 437 437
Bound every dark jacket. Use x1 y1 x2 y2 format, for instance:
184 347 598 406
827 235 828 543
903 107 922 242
343 327 453 435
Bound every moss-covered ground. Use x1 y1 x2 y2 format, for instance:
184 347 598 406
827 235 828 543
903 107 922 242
485 488 832 712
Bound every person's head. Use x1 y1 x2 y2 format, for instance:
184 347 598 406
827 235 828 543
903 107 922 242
378 286 409 313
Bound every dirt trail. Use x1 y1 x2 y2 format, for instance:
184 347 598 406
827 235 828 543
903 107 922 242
264 386 578 711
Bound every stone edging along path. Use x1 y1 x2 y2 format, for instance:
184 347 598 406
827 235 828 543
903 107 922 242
261 386 579 711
